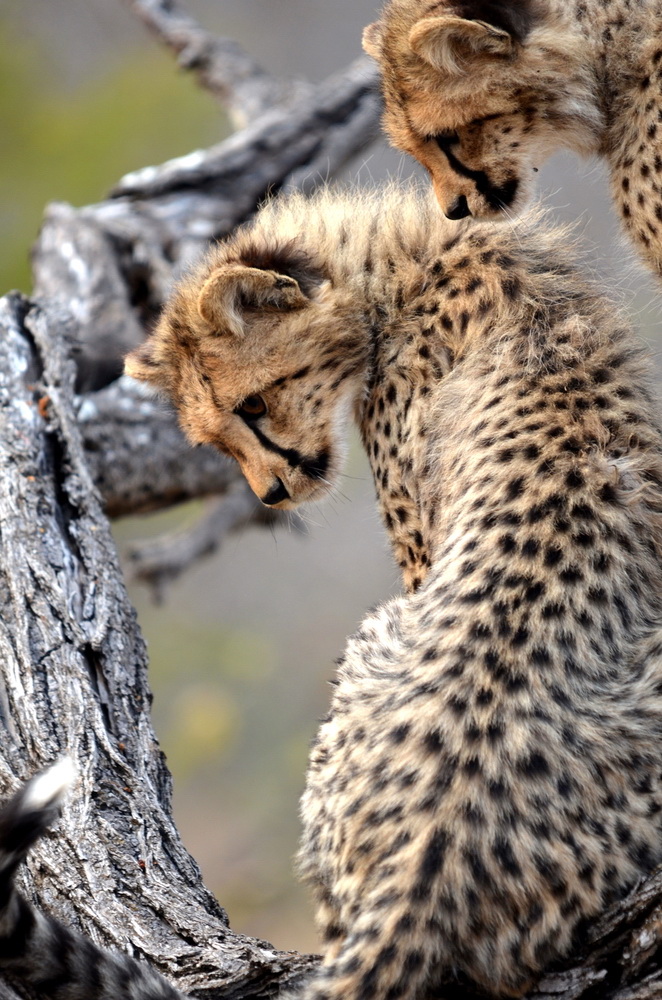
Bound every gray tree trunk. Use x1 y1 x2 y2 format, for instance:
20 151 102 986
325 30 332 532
1 2 661 998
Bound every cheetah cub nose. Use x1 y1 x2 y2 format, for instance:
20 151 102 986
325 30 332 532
444 194 471 220
261 478 290 506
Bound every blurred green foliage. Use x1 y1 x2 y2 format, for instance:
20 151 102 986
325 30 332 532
0 20 224 293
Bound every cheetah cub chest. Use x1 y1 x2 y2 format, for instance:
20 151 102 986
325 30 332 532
127 186 662 998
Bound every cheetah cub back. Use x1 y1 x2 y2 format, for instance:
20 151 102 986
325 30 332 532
127 186 662 998
363 0 662 277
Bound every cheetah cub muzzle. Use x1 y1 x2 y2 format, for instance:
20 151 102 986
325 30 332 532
364 0 662 278
124 185 662 999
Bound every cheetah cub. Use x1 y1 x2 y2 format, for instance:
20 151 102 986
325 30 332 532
363 0 662 276
124 185 662 998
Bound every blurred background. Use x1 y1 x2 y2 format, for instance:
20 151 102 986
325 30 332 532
2 0 660 956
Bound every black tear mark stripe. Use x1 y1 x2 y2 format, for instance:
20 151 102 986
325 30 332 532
248 423 329 480
249 423 303 467
433 135 519 210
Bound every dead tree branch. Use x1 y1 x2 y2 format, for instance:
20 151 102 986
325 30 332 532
126 485 303 599
126 0 312 126
75 376 239 517
4 1 662 997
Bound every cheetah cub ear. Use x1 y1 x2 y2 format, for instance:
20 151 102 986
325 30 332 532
124 337 164 386
362 22 384 60
198 264 310 338
409 15 513 74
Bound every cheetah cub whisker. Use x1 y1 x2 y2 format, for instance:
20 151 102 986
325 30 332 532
364 0 662 278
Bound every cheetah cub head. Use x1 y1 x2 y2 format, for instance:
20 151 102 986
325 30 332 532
364 0 601 220
125 243 364 510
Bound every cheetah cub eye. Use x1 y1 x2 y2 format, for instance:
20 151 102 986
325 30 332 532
235 395 267 421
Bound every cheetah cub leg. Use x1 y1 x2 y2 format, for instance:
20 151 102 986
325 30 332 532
291 895 441 1000
308 888 347 966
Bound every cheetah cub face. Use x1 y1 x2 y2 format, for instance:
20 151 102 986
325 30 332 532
364 0 601 220
125 245 364 510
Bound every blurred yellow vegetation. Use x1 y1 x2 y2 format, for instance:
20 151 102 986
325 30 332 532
166 684 241 778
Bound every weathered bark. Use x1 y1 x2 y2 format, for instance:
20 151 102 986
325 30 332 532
531 866 662 998
0 292 317 998
1 1 662 998
76 375 243 517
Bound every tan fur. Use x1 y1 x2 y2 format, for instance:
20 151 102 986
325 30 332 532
363 0 662 276
127 186 662 997
409 16 514 74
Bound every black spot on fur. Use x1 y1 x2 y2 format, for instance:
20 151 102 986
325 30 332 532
492 836 522 876
519 751 550 778
237 240 327 297
599 481 619 504
390 723 411 744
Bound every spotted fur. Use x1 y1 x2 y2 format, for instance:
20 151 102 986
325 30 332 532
125 185 662 997
0 763 184 999
363 0 662 276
